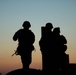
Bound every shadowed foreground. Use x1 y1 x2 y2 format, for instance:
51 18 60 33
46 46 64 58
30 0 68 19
6 64 76 75
6 68 42 75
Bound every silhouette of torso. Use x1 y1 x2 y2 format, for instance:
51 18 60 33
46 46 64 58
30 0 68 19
39 26 68 73
39 26 54 72
53 28 68 71
13 28 35 69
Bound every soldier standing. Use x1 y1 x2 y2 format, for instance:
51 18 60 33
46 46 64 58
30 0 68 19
13 21 35 69
53 27 68 71
39 22 53 73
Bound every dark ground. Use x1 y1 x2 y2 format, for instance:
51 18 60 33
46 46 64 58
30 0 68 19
6 64 76 75
6 68 42 75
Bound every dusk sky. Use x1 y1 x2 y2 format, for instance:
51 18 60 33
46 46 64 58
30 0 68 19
0 0 76 75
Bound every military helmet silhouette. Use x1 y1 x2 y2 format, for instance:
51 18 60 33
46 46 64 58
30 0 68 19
22 21 31 28
53 27 60 34
45 22 53 29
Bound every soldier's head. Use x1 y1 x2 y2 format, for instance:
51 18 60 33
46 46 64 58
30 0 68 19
22 21 31 29
53 27 60 34
45 22 53 30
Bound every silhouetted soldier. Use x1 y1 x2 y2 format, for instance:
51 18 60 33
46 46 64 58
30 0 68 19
53 27 69 71
39 22 53 73
13 21 35 69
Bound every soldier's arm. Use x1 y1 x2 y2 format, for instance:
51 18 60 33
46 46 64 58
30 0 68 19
13 33 17 41
30 30 35 44
32 32 35 43
13 30 19 41
61 35 67 44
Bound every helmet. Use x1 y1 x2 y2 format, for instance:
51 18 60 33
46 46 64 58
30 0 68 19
45 22 53 29
53 27 60 34
22 21 31 28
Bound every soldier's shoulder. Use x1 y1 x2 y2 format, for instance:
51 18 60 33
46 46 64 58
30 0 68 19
29 30 34 33
60 35 65 37
17 29 23 32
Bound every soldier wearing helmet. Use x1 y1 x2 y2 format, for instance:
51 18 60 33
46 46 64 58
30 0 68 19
13 21 35 69
39 22 54 72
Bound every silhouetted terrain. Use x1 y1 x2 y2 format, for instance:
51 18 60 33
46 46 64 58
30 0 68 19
64 64 76 74
6 68 42 75
6 64 76 75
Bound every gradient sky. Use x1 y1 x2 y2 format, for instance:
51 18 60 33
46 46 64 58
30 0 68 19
0 0 76 75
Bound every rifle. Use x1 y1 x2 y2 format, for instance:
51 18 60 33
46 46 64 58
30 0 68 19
12 46 36 56
12 50 18 56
